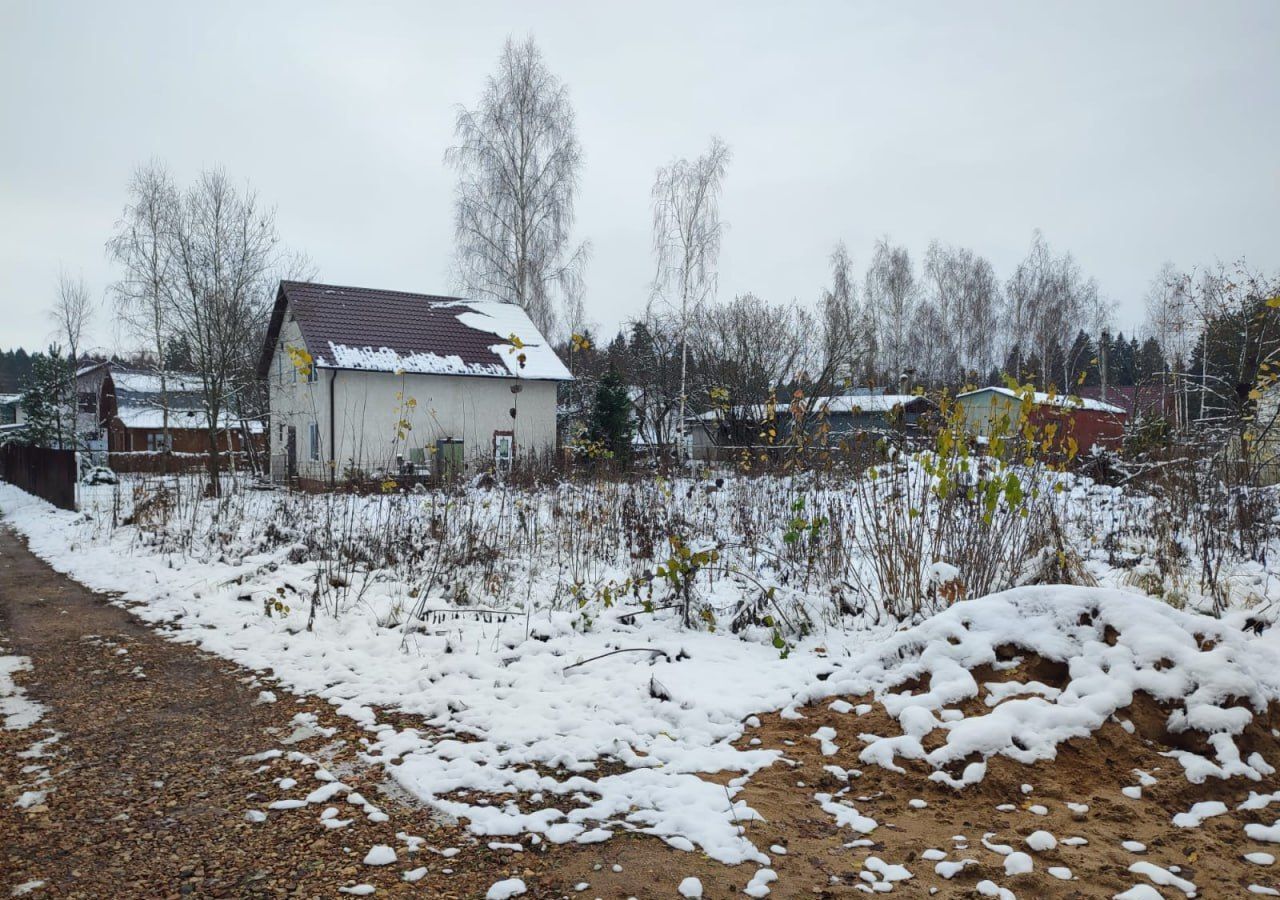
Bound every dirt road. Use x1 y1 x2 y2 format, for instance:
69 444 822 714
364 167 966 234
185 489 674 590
0 526 562 898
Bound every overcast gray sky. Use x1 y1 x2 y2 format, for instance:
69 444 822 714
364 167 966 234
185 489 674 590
2 0 1278 354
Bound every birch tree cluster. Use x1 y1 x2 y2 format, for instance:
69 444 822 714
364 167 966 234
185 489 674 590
106 162 304 493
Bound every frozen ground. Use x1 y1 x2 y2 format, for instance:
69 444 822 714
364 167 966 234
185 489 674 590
3 470 1280 896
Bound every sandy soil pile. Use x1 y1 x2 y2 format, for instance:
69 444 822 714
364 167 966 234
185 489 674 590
549 649 1280 898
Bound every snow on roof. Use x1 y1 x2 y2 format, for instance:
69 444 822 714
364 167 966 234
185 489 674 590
75 361 110 378
263 281 572 381
111 371 204 394
325 344 511 378
453 300 573 381
115 405 262 433
822 394 926 414
957 386 1126 415
0 393 22 405
694 393 927 421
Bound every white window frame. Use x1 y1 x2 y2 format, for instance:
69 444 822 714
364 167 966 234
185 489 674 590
308 422 320 462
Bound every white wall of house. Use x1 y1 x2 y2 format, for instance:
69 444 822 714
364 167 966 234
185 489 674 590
267 313 561 481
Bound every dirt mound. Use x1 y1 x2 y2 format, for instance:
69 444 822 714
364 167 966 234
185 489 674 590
547 649 1280 897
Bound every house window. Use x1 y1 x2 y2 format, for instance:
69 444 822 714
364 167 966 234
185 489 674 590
308 422 320 462
146 432 169 452
493 431 514 472
307 364 318 384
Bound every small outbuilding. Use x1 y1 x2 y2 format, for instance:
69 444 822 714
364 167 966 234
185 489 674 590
258 281 572 483
955 386 1127 451
690 391 933 460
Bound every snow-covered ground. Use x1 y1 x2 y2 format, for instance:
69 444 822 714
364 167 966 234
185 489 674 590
2 466 1279 891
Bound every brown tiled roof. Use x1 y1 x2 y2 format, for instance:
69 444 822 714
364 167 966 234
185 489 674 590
257 281 571 381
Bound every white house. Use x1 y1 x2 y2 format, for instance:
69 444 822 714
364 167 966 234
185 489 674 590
258 281 572 483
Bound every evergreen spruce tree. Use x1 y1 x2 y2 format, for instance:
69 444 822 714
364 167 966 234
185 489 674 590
20 347 73 448
588 368 634 459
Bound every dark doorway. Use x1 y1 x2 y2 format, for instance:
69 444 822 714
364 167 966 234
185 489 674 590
285 426 297 478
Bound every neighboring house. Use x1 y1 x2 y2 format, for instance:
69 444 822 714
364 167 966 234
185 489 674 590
955 386 1127 451
689 391 933 461
258 280 572 483
70 361 255 457
95 367 256 454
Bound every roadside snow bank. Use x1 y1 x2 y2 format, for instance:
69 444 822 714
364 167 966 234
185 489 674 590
796 585 1280 785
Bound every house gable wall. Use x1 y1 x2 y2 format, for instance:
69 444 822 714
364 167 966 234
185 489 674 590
266 303 559 481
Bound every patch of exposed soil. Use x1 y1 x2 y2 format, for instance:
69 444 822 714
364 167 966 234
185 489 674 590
548 654 1280 898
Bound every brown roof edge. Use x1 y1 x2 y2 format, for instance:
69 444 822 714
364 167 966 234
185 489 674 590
255 284 290 381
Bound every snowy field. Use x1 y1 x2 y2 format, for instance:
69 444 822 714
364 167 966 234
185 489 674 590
3 463 1280 895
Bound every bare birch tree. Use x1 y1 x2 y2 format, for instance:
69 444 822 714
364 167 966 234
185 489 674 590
1144 261 1195 426
1004 231 1052 379
107 160 179 452
921 241 1000 384
651 136 731 460
864 238 916 381
47 272 94 451
819 242 862 389
1005 231 1092 389
446 36 588 338
50 272 93 370
1088 291 1118 402
165 169 279 495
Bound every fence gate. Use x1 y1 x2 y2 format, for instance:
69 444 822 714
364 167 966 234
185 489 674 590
0 445 78 511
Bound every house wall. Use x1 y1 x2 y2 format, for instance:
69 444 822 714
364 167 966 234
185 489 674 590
108 423 246 454
954 391 1017 437
266 313 560 481
956 390 1125 451
74 367 109 449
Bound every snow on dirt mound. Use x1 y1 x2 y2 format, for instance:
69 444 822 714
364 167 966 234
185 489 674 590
796 585 1280 787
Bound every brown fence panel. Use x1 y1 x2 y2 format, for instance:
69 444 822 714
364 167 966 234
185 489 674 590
107 451 250 475
0 445 78 511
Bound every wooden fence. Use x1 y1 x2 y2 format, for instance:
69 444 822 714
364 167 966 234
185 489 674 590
106 450 251 474
0 444 77 510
